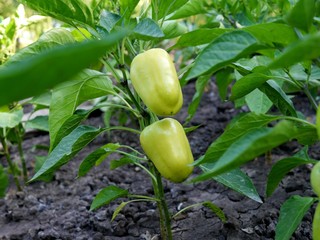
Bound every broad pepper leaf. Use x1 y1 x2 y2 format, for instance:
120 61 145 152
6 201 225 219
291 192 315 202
0 109 23 128
157 0 189 19
317 104 320 139
119 0 139 19
168 0 208 20
186 75 211 123
133 18 165 40
231 73 270 100
99 10 121 32
195 113 281 166
49 69 115 150
245 89 273 114
90 186 128 211
29 125 103 182
25 116 49 132
0 30 127 106
275 196 316 240
266 155 317 197
4 28 75 66
285 0 315 32
259 80 297 117
201 165 262 203
110 156 136 170
193 120 309 182
78 143 121 177
268 32 320 69
174 23 296 49
187 31 260 80
174 28 230 48
21 0 95 27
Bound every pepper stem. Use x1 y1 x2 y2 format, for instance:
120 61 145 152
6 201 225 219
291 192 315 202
149 161 173 240
0 136 22 191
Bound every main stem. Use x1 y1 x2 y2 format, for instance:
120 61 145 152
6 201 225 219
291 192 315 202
149 162 173 240
15 127 28 182
0 137 22 191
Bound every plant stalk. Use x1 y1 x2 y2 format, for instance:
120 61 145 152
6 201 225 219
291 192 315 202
15 127 28 182
149 162 172 240
0 137 22 191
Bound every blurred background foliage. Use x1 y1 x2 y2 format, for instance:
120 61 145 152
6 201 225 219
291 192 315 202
0 0 52 64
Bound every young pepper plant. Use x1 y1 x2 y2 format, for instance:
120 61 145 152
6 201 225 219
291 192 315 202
179 0 320 239
1 1 229 239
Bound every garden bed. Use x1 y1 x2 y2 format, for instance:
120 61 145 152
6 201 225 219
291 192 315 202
0 82 317 240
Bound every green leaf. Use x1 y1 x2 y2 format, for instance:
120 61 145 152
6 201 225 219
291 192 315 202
111 201 128 221
110 156 136 170
231 72 270 100
174 23 297 49
119 0 139 19
161 20 187 39
0 164 9 198
21 0 95 27
285 0 315 32
201 165 262 203
30 92 52 109
187 31 259 80
49 69 114 150
4 28 75 66
25 116 49 132
267 154 317 197
174 28 230 48
259 80 297 117
186 75 210 122
202 201 227 223
29 125 103 182
78 143 121 177
169 0 208 20
0 30 127 106
34 156 54 182
99 10 121 32
317 105 320 139
133 18 165 40
195 113 280 166
244 23 298 46
215 68 234 101
0 109 23 128
245 89 273 114
275 196 316 240
52 109 90 151
90 186 128 211
268 32 320 69
194 120 305 182
157 0 189 19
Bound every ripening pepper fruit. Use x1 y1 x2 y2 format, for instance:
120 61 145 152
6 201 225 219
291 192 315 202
313 203 320 240
130 48 183 116
140 118 194 183
311 161 320 197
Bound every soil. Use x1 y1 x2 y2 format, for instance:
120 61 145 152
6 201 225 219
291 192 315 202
0 81 318 240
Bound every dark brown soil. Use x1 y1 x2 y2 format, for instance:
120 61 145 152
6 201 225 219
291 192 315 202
0 81 317 240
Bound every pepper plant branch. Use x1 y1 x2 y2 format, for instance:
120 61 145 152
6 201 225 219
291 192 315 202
118 64 148 118
0 135 22 191
155 166 173 240
15 127 28 182
285 69 318 111
148 161 167 239
128 194 158 202
101 58 122 83
103 126 141 135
